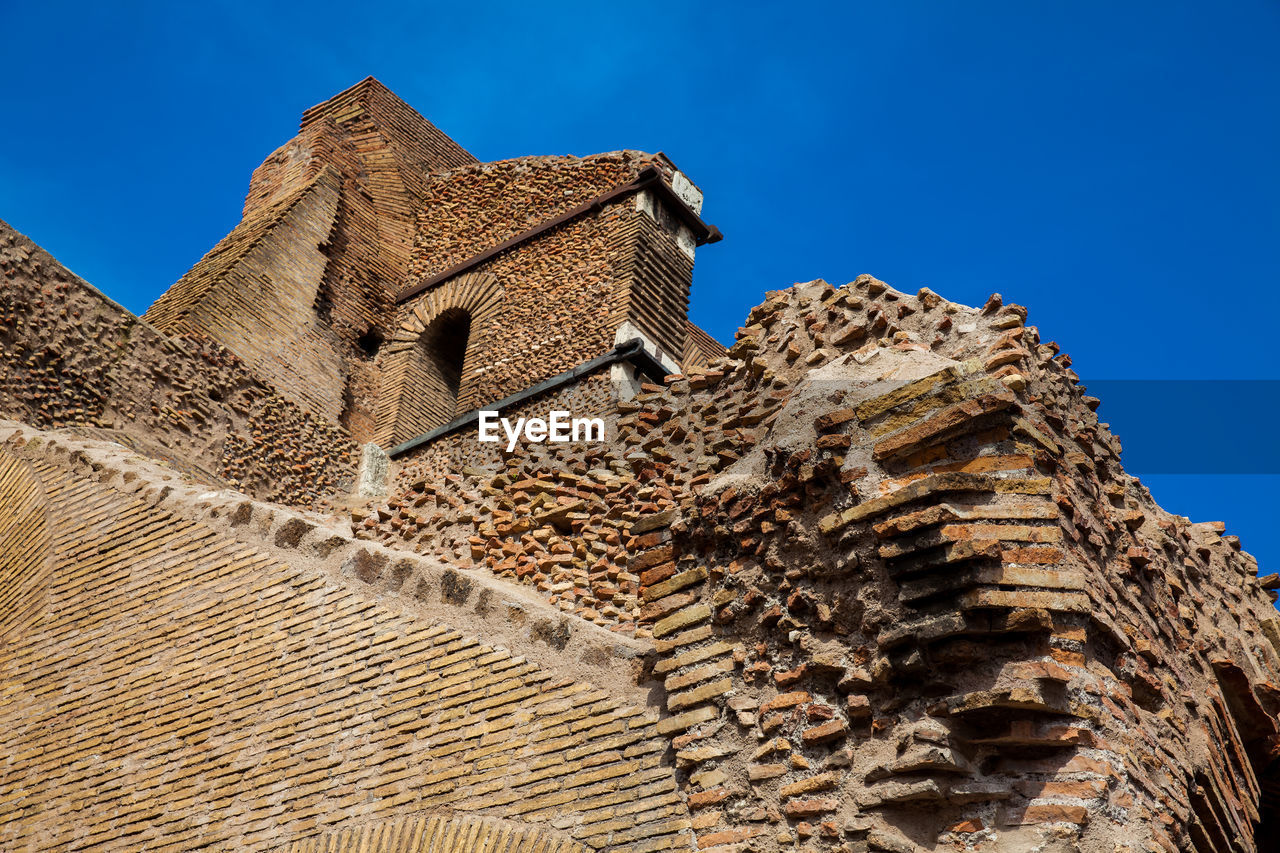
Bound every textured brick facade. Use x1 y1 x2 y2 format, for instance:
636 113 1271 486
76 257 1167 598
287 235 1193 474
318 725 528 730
0 435 682 853
358 276 1280 852
0 219 357 508
146 79 715 448
1 77 1276 853
0 451 47 642
375 152 702 447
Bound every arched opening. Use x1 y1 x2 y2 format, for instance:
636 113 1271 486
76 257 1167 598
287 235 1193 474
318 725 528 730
392 307 472 443
372 272 503 449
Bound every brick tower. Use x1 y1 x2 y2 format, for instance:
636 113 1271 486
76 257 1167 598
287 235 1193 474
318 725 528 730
144 78 725 449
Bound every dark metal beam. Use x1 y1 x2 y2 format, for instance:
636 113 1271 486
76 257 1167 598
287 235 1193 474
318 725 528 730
387 338 669 458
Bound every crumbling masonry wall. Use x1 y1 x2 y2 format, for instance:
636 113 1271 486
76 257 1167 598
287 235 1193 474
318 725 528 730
0 219 357 507
358 276 1280 852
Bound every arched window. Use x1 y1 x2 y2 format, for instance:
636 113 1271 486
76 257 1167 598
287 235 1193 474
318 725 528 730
394 307 471 441
373 272 504 449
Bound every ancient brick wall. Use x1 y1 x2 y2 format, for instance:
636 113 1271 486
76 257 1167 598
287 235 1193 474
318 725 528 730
143 169 347 420
361 370 651 629
608 206 696 359
298 75 478 202
297 79 479 439
407 154 649 284
5 200 1278 849
0 433 688 853
0 219 356 508
8 75 1273 851
145 83 712 447
146 79 481 441
380 214 624 445
995 305 1280 851
358 275 1280 851
375 153 708 448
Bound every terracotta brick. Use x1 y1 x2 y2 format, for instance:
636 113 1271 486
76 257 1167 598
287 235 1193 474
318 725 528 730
760 691 811 715
801 719 848 745
5 93 1277 853
783 797 839 818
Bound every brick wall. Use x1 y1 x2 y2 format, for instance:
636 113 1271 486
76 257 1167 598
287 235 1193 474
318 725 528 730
361 370 655 630
5 207 1278 847
143 81 712 449
684 320 729 371
407 154 647 284
144 169 346 420
0 451 49 642
288 814 588 853
609 206 697 359
357 275 1280 851
6 76 1272 850
146 79 480 440
0 218 356 509
0 437 688 853
382 207 625 446
378 153 702 447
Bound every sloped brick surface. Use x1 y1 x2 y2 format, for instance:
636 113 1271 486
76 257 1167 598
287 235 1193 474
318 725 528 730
0 451 686 852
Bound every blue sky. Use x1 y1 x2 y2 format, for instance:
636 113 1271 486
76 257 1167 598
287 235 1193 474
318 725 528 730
1 1 1276 571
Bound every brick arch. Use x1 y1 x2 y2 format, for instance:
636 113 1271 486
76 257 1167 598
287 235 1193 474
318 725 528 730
375 272 504 447
285 814 591 853
0 450 51 642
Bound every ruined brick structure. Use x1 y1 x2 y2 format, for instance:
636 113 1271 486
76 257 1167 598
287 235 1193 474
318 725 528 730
1 78 1278 853
142 78 720 448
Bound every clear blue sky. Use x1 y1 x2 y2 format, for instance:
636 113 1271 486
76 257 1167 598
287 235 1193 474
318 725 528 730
1 2 1276 571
